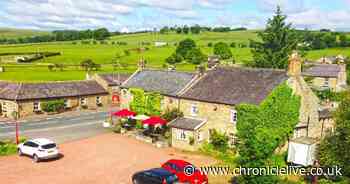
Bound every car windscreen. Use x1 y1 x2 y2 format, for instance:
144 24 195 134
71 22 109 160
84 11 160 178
41 143 56 149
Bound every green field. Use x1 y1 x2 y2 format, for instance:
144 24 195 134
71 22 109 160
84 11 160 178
0 31 349 82
0 28 50 39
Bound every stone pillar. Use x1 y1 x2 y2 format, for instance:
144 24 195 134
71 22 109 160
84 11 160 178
288 51 302 77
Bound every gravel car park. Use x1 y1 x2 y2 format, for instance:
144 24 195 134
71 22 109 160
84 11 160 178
0 133 215 184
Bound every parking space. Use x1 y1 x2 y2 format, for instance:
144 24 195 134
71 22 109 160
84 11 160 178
0 133 216 184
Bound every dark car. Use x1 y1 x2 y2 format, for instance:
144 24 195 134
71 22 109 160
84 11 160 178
132 168 179 184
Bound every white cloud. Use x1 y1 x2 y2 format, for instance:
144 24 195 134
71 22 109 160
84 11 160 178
257 0 309 13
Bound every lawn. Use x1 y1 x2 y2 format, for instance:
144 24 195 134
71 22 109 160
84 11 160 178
0 31 348 82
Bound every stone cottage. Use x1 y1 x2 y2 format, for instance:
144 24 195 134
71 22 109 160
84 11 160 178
120 69 199 111
302 63 347 92
169 67 289 151
93 73 131 106
169 53 324 151
0 80 108 118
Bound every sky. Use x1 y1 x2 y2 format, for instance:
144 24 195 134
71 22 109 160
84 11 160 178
0 0 350 32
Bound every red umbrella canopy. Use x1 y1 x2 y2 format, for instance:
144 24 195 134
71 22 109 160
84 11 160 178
142 116 167 126
113 109 136 117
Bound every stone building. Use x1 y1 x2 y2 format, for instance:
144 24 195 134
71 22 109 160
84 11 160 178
93 73 130 106
0 80 108 118
302 63 347 92
120 69 199 111
169 67 289 151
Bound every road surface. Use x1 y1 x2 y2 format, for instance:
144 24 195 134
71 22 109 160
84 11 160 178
0 111 110 143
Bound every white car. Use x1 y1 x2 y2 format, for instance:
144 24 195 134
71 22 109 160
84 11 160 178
18 138 59 162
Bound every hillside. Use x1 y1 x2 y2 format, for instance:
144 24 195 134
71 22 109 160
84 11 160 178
0 28 51 38
0 30 348 82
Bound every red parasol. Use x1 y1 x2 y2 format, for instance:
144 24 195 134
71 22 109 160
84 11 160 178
142 116 167 126
113 109 136 117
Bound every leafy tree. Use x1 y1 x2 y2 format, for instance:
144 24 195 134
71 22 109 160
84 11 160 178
80 59 95 71
166 53 183 64
187 48 206 64
183 25 190 34
318 92 350 178
213 42 233 60
339 34 350 47
160 26 170 34
176 38 196 58
250 7 298 69
93 28 110 40
190 25 201 34
176 27 182 34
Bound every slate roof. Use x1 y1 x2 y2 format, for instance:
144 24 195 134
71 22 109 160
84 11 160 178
168 117 206 131
98 73 131 86
303 64 341 78
122 69 196 96
0 80 108 101
180 67 288 105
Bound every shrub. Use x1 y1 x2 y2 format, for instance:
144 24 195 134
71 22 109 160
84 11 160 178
41 99 65 112
210 129 229 152
207 42 213 47
162 108 184 122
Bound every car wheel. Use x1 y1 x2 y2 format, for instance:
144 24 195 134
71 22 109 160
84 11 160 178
33 154 39 163
18 149 23 156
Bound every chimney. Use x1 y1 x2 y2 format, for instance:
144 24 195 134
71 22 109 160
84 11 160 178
288 51 302 77
196 65 206 76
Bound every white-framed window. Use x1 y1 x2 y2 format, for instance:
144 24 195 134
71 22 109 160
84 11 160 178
63 99 70 108
80 97 87 106
228 133 237 147
324 78 330 87
2 102 8 113
230 109 237 123
197 131 204 142
177 129 187 141
33 102 41 112
96 96 102 105
191 104 198 116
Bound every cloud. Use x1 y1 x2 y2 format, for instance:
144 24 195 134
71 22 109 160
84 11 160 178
257 0 309 13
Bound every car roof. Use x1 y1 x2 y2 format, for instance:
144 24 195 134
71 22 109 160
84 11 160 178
30 138 55 145
166 159 192 167
146 168 174 177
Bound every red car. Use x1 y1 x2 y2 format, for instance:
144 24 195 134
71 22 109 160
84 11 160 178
162 159 208 184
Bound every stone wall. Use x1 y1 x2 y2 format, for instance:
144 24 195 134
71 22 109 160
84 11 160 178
179 99 236 135
171 126 209 151
12 95 108 118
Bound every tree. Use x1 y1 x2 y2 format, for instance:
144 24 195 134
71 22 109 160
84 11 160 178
182 25 190 34
318 92 350 178
160 26 170 34
339 34 350 47
80 59 95 71
187 48 206 64
213 42 233 60
190 25 201 34
250 7 298 69
93 28 110 40
176 38 196 59
166 53 183 64
176 27 182 34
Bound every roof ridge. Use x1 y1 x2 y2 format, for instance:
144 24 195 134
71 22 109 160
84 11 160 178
215 66 287 73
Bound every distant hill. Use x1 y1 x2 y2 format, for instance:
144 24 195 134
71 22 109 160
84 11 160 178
0 28 51 38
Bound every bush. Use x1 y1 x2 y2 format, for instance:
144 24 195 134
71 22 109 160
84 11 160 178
41 99 65 112
162 108 184 122
0 137 26 156
210 129 229 152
